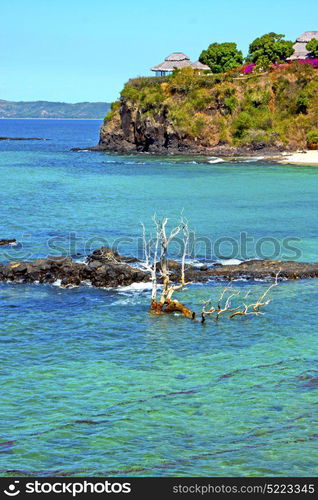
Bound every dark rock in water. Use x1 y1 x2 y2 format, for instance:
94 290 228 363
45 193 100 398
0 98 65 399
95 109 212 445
206 259 318 281
0 239 16 246
200 265 208 271
87 246 136 264
0 250 148 288
0 137 46 141
87 246 120 262
170 258 318 283
156 259 182 272
0 248 318 288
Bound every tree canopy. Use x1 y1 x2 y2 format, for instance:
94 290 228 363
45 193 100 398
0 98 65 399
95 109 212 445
199 42 243 74
247 32 294 66
306 38 318 58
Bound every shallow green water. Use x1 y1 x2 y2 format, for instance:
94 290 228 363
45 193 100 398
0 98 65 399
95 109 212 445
0 120 317 476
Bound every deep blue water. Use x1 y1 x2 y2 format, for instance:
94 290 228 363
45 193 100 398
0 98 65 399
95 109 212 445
0 119 317 477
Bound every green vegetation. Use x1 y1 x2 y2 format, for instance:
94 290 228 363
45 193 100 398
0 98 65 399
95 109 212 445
105 61 318 149
306 39 318 58
104 101 120 122
307 130 318 144
199 42 243 73
247 33 294 67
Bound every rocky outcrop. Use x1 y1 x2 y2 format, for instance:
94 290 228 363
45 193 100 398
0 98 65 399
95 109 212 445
0 239 16 246
0 137 45 141
183 259 318 282
0 248 318 288
96 98 292 156
98 102 195 154
0 248 147 288
90 65 318 155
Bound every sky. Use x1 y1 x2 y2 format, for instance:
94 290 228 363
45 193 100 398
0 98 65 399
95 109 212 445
1 0 317 103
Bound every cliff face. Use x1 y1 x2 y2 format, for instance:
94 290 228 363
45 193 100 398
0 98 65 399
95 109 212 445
99 65 318 154
99 100 194 153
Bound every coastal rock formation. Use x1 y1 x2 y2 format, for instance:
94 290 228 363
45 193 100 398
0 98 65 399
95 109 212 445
0 137 45 141
95 65 318 154
0 248 147 288
161 259 318 283
0 239 16 246
0 247 318 288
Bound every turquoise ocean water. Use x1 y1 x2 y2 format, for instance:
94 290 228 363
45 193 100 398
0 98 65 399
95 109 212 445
0 119 317 476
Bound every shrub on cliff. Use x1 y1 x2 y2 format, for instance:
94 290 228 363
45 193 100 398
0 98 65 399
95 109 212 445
232 112 255 138
139 86 165 112
104 101 120 122
120 85 140 102
244 87 271 108
199 42 243 73
307 130 318 144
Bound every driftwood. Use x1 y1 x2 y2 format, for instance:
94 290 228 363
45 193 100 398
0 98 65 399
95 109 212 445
142 215 280 324
141 215 195 320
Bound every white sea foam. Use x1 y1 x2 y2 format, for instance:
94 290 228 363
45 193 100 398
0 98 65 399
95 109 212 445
73 257 88 265
116 281 154 293
185 258 215 268
218 258 243 266
81 280 92 287
208 157 224 164
52 279 62 287
237 156 265 163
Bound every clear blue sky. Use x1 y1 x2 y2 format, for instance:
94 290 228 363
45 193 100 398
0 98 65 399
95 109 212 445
1 0 317 103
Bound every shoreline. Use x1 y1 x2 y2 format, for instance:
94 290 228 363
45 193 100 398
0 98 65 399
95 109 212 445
277 150 318 166
72 144 318 166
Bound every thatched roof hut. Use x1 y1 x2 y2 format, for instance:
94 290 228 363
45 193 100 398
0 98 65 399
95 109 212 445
151 53 211 76
289 31 318 60
191 60 210 71
151 52 192 75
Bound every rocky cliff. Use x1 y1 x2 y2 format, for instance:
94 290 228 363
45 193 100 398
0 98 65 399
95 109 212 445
98 64 318 154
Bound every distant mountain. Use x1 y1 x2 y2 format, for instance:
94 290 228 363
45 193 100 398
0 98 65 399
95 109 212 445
0 100 110 119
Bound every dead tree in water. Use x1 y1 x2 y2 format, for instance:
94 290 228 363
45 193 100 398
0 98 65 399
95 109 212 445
229 272 280 318
201 273 280 323
141 216 279 323
141 215 196 320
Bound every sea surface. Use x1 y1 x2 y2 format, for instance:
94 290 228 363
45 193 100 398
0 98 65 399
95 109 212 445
0 119 317 477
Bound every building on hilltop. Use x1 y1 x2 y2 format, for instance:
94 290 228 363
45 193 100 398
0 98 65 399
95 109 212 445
191 60 211 73
289 31 318 60
151 53 191 76
151 52 210 76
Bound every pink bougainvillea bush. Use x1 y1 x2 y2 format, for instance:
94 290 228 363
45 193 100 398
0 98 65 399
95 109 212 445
296 58 318 68
239 59 318 75
241 64 256 74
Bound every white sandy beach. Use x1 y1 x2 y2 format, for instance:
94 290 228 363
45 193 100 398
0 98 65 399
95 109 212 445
278 150 318 165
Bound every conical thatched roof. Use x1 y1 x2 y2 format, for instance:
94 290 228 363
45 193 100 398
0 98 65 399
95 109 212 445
151 52 191 72
191 60 210 70
165 52 190 61
296 31 318 42
289 31 318 60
